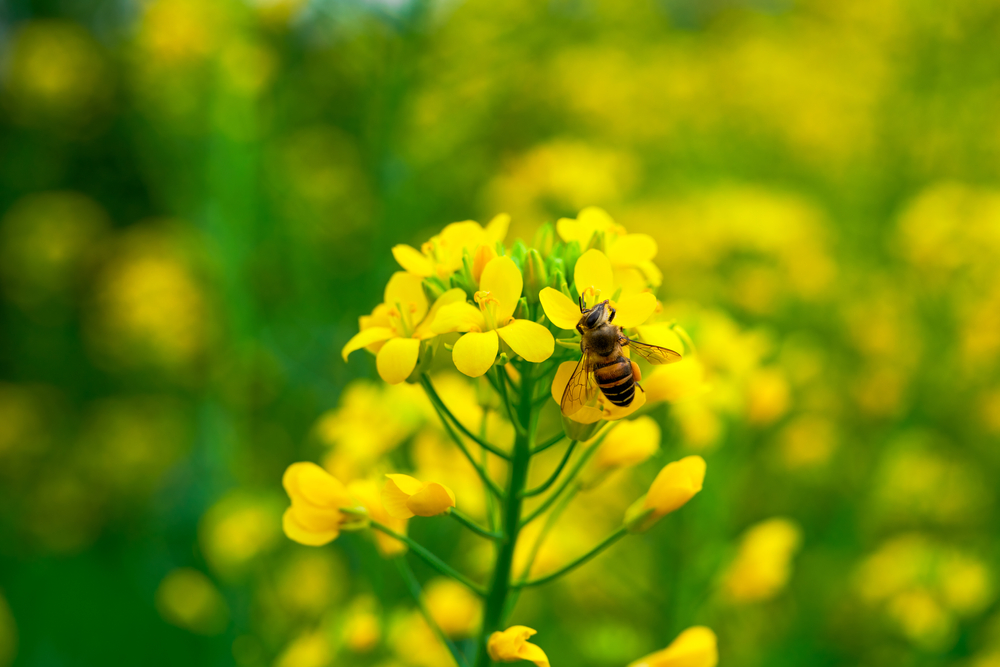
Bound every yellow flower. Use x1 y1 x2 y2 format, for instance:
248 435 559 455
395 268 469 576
723 517 802 603
487 626 550 667
382 474 456 518
392 214 510 278
432 256 554 377
423 577 482 638
341 272 466 384
281 462 358 546
626 456 706 533
550 360 645 423
539 248 657 331
349 479 408 556
155 568 229 636
627 626 718 667
556 207 662 290
593 416 660 471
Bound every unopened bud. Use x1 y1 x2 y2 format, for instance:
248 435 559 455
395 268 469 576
523 249 549 305
533 223 556 255
472 244 497 284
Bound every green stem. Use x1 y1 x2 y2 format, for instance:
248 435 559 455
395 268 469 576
450 508 502 540
519 429 608 527
370 521 486 596
423 376 511 460
473 363 537 667
531 432 565 455
395 558 469 667
515 526 628 588
521 441 577 497
480 409 500 533
494 366 526 436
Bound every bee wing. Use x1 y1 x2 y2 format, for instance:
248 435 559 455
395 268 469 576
625 337 683 365
560 351 599 417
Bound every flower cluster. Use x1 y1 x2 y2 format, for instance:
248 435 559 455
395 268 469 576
282 209 712 667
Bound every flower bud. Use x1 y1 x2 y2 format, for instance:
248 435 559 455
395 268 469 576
472 244 497 284
488 626 550 667
523 249 549 304
533 222 555 256
382 474 456 518
561 413 602 442
282 462 356 546
627 626 718 667
626 455 706 533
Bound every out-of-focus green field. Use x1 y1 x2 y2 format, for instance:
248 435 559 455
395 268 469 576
2 0 999 666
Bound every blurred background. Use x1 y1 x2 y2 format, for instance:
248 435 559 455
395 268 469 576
2 0 1000 665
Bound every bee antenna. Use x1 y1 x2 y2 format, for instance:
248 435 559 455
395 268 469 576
578 295 584 312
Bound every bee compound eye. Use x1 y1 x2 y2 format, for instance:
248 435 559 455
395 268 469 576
585 310 602 328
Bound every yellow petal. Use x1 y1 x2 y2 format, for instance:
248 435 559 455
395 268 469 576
539 287 582 330
472 244 498 284
496 319 554 363
282 462 350 508
376 337 421 384
627 626 718 667
406 482 456 517
576 206 617 232
634 323 684 354
595 416 660 469
451 330 499 377
518 643 551 667
608 233 658 264
644 455 706 518
282 507 339 546
342 326 395 361
485 213 510 243
643 359 707 404
384 272 429 324
415 288 470 339
555 217 588 245
382 474 423 519
432 301 486 334
613 291 657 328
550 361 604 423
392 244 434 277
574 249 615 301
480 255 523 323
488 626 549 667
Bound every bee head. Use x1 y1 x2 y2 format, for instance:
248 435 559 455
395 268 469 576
577 299 615 332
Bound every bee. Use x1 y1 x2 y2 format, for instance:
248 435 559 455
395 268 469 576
561 298 682 416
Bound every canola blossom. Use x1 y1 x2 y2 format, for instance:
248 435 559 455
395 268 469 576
628 626 719 667
283 209 713 666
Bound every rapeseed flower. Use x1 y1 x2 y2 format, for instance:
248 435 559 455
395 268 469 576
488 626 550 667
556 206 662 290
626 456 706 533
723 517 802 603
592 416 660 471
382 474 456 518
423 577 482 638
341 272 466 384
349 479 408 556
628 626 718 667
432 256 554 377
281 462 361 546
392 214 510 279
550 360 646 424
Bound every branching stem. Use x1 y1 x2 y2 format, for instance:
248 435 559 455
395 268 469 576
370 521 486 596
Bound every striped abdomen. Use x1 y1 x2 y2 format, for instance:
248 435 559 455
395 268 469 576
594 356 635 407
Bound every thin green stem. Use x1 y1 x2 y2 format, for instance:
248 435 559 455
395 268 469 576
519 431 606 527
480 409 499 533
395 558 469 667
531 432 565 455
521 441 577 497
515 526 628 589
370 521 486 596
422 376 511 460
449 508 502 540
473 363 537 667
494 366 526 436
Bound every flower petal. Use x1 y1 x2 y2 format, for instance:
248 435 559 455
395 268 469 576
539 287 583 330
392 244 434 276
613 291 657 328
415 288 470 339
342 326 395 361
406 482 456 517
634 322 685 353
382 474 422 519
376 337 421 384
485 213 510 243
574 249 615 302
384 272 429 324
432 302 486 334
608 233 658 264
451 330 499 377
518 643 551 667
480 256 522 323
283 507 339 546
628 626 718 667
283 462 350 508
595 416 660 470
496 319 554 363
644 455 706 517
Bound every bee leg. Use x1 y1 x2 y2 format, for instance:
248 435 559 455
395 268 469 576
630 360 642 383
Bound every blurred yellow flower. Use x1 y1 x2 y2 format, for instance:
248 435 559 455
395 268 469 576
155 568 228 635
342 273 466 384
557 207 662 290
382 474 456 519
389 611 454 667
488 625 550 667
626 456 706 533
0 590 15 667
392 215 510 278
540 248 656 330
592 416 660 471
627 626 718 667
723 518 802 603
199 492 282 577
432 256 554 377
350 479 408 556
343 595 381 652
423 577 482 638
275 551 346 618
282 462 359 546
275 630 334 667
